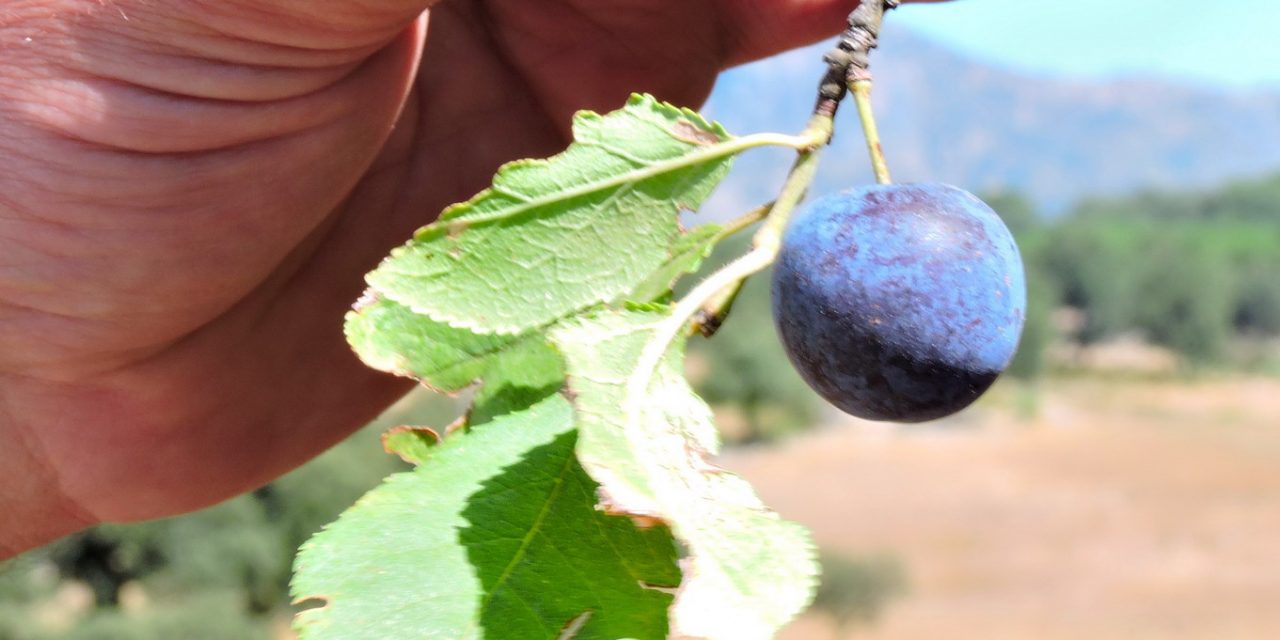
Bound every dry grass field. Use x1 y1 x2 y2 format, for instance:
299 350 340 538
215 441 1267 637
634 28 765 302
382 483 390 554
726 376 1280 640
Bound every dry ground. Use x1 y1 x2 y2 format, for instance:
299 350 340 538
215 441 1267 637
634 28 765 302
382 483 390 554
725 376 1280 640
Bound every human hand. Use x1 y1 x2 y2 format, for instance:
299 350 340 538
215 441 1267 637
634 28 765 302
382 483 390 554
0 0 924 557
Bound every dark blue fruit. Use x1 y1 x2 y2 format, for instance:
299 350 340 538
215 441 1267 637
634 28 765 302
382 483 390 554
771 183 1026 423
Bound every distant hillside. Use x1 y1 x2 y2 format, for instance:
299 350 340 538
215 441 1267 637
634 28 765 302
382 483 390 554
701 28 1280 214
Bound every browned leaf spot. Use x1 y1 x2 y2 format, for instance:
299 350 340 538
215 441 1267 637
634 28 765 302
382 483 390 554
672 120 721 146
556 611 593 640
442 414 469 437
628 515 665 529
446 220 468 238
381 425 442 464
638 581 679 595
292 596 328 611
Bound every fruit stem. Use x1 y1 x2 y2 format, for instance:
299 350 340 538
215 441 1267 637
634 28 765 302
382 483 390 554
819 0 896 115
713 200 775 243
826 0 896 185
852 79 893 185
690 279 745 338
687 201 780 337
754 114 833 254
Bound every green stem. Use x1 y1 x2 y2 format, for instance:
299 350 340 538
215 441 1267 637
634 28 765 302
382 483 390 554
753 115 833 253
852 80 892 185
713 200 775 243
687 201 778 337
690 280 745 338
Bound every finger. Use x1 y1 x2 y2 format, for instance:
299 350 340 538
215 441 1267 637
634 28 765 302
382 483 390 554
716 0 941 66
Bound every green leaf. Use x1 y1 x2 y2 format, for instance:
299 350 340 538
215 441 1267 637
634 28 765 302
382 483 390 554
629 224 723 302
292 395 681 640
551 311 818 640
365 94 736 335
347 294 566 429
345 295 519 393
380 426 441 466
468 337 566 427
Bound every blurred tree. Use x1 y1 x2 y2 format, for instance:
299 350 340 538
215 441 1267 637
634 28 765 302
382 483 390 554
1135 236 1235 364
982 191 1041 237
1233 262 1280 335
47 527 164 608
811 551 908 631
1006 264 1058 380
1043 215 1145 345
1203 174 1280 222
0 392 456 640
1043 171 1280 365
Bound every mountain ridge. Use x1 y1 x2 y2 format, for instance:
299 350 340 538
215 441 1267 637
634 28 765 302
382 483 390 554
701 28 1280 215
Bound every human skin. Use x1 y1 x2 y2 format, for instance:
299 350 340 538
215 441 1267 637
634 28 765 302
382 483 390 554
0 0 936 558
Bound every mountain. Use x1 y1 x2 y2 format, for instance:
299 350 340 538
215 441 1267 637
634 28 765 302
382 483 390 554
699 28 1280 215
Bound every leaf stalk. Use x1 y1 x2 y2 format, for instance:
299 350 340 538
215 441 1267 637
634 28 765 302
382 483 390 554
713 200 775 244
628 115 834 407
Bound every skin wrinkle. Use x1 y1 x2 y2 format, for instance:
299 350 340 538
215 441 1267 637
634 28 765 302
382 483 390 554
555 1 647 57
708 2 737 71
437 4 568 147
34 282 344 519
0 3 417 552
12 132 328 222
18 29 383 154
24 16 427 374
26 372 198 518
188 0 428 50
487 6 577 143
24 1 409 99
136 17 392 72
409 4 567 201
0 378 95 547
477 0 724 138
714 0 774 65
0 276 200 378
65 32 367 102
1 33 419 327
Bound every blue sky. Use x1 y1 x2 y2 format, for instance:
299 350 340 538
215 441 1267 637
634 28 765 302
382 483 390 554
892 0 1280 90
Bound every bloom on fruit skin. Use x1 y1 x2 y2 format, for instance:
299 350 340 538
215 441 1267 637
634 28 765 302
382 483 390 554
772 183 1027 422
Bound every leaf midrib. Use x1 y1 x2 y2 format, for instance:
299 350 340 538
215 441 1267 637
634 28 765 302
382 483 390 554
431 131 802 231
476 445 576 620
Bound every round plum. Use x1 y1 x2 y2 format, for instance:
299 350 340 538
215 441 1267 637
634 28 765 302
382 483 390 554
771 183 1026 422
